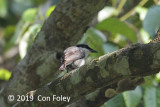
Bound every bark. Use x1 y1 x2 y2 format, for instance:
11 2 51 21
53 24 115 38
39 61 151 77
13 42 160 107
1 0 108 106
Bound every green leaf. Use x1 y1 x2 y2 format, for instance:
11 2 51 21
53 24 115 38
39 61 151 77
143 6 160 38
112 34 127 47
4 26 16 41
96 17 137 42
144 87 160 107
3 8 38 53
123 86 142 107
11 0 34 16
0 0 7 17
78 28 106 58
103 94 126 107
0 69 11 81
142 76 154 87
33 0 46 5
3 21 30 53
103 43 119 53
22 8 37 22
46 5 56 18
157 88 160 106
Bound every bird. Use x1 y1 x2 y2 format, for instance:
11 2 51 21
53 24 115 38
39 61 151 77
59 44 97 71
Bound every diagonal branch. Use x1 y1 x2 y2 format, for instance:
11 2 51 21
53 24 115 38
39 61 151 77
14 42 160 107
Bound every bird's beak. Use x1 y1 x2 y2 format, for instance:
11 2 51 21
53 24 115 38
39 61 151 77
91 49 98 53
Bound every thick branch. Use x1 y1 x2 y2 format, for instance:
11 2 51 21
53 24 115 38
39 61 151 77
15 43 160 107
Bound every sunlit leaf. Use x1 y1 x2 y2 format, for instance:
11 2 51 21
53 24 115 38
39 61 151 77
143 6 160 38
123 86 142 107
156 72 160 80
46 5 56 18
98 6 117 22
140 28 151 43
0 68 11 81
22 8 37 22
96 17 137 42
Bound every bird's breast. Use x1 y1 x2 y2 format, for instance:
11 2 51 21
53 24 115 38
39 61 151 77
73 59 85 68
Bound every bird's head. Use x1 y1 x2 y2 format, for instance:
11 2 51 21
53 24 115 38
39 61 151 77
76 44 97 53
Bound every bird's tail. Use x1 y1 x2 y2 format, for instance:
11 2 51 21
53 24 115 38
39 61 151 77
150 29 160 43
59 64 65 71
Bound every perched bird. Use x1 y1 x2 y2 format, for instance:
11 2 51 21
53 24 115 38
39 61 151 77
59 44 97 71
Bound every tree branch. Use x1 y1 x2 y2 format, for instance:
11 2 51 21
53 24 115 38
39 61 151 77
14 42 160 107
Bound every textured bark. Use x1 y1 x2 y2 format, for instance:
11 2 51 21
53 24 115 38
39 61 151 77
13 42 160 107
1 0 108 106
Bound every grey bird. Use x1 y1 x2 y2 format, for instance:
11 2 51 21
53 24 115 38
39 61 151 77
59 44 97 71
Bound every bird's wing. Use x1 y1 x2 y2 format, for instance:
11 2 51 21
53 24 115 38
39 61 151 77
63 46 84 66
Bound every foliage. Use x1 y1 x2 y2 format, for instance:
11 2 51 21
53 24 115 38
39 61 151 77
144 87 160 107
143 6 160 38
0 0 7 18
96 17 137 42
46 5 56 17
103 94 126 107
0 68 11 81
0 0 160 106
